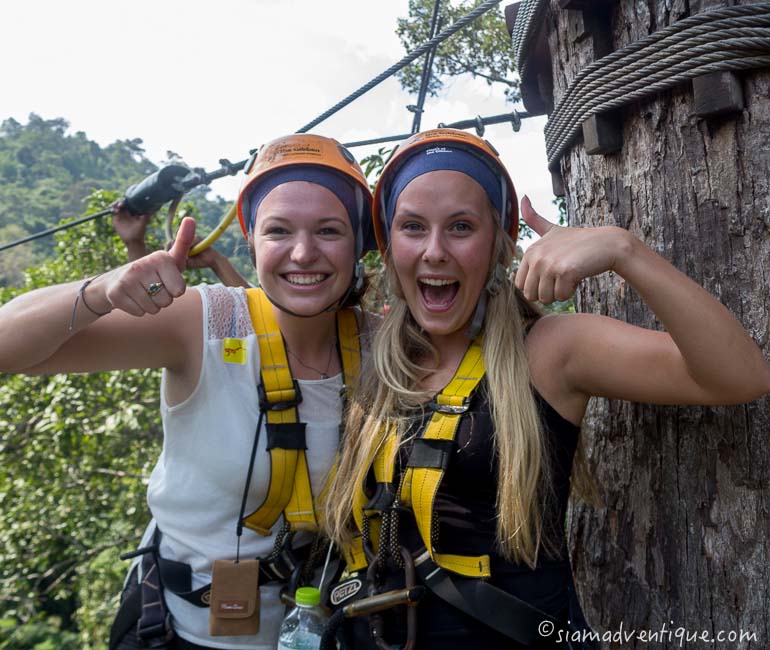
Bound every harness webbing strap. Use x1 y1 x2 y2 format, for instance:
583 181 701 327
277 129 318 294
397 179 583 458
242 289 316 535
351 421 398 559
413 549 560 646
342 535 369 573
373 432 398 485
136 530 173 645
355 340 491 578
336 308 360 388
243 289 362 536
399 340 489 578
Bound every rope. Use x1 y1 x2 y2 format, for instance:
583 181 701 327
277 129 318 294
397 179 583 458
296 0 506 133
540 3 770 170
342 110 530 149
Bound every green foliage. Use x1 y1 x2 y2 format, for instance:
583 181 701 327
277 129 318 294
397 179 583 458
396 0 520 103
553 195 567 226
0 115 156 284
73 550 125 649
0 190 220 648
0 115 253 288
0 616 79 650
359 147 391 188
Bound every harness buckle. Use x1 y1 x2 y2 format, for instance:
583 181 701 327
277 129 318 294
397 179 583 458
428 396 470 414
258 380 303 411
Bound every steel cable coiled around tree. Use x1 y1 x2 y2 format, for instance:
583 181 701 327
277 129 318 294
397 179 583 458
546 41 770 168
545 19 770 142
546 15 770 127
511 0 550 75
545 6 770 168
511 2 770 171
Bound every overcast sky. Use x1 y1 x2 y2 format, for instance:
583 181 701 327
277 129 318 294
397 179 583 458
2 0 558 224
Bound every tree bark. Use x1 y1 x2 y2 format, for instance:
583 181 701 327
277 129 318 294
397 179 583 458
545 1 770 647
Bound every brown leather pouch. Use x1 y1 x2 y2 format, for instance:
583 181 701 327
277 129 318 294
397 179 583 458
209 559 260 636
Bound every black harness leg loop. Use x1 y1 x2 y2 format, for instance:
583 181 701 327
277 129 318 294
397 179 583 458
136 529 175 647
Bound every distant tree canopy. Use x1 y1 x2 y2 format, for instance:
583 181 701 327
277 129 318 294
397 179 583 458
0 114 252 287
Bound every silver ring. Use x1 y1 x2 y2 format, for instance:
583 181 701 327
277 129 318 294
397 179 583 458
147 281 164 297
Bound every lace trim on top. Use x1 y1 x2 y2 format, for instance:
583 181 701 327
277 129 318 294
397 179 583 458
197 284 254 341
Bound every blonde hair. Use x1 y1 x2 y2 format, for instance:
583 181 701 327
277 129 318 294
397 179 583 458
323 222 570 567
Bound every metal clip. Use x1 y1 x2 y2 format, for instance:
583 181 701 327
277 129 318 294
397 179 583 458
474 115 485 137
428 397 471 414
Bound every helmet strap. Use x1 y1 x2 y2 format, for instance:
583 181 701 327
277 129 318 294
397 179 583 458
466 291 488 340
499 175 509 232
354 186 365 257
324 261 364 313
465 263 507 339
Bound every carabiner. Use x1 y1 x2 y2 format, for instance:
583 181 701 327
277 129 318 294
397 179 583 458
350 546 420 650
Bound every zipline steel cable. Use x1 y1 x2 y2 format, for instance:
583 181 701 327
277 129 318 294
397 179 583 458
296 0 506 133
0 208 115 253
411 0 443 134
0 0 508 254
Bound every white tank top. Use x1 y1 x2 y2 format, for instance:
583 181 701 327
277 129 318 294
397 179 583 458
139 283 357 649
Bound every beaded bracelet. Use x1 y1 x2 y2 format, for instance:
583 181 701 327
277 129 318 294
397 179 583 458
68 276 111 331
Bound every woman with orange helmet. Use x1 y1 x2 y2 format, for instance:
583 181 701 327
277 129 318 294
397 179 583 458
0 134 377 649
322 128 770 648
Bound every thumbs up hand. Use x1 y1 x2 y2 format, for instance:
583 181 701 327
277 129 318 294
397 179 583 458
166 218 197 272
101 218 197 317
515 197 631 304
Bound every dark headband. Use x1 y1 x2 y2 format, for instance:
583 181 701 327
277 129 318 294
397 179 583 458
247 166 374 255
383 146 503 228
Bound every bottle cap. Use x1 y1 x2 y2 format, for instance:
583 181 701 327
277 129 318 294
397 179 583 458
295 586 321 607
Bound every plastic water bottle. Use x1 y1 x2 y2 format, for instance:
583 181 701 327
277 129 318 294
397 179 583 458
277 586 329 650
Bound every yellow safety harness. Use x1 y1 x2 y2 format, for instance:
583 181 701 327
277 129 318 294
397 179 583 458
243 288 361 536
335 339 571 647
348 339 490 578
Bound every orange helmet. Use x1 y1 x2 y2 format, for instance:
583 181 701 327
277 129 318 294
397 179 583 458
237 134 374 256
371 128 518 253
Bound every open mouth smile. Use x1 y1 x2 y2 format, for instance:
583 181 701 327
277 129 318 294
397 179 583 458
418 277 460 311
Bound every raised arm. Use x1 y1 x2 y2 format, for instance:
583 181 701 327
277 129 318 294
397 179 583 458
112 203 152 261
517 198 770 407
0 218 202 377
185 238 251 288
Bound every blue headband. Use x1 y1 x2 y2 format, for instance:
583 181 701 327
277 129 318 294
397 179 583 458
247 166 374 255
383 146 503 229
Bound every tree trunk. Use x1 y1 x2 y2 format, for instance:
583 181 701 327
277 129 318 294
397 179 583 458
544 1 770 647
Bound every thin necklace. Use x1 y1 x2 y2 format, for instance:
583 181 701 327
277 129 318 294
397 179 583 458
286 339 337 379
